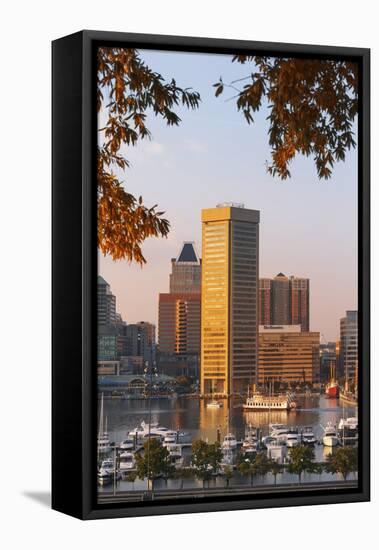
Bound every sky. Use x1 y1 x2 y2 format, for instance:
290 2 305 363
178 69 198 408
98 49 358 342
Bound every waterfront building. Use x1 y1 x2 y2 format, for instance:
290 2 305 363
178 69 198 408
120 355 144 374
169 241 201 293
97 275 117 327
97 360 120 375
258 325 320 384
259 273 310 331
200 204 260 396
340 310 358 382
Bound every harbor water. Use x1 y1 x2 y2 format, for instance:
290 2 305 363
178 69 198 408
98 394 358 494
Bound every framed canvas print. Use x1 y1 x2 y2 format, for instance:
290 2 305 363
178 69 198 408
52 30 370 520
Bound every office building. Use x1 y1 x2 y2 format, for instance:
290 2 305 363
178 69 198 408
97 275 117 327
340 310 358 381
258 325 320 384
169 241 201 293
200 204 260 396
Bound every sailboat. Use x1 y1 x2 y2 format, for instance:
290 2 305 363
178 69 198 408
97 393 111 455
325 361 339 398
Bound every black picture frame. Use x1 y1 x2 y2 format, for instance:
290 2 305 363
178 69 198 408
52 30 370 520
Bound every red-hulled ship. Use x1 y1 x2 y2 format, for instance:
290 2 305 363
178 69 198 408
325 360 339 398
325 380 339 398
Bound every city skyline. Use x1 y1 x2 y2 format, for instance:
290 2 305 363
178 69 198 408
98 49 358 342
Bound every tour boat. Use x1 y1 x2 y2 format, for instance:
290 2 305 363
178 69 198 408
222 433 237 450
97 393 111 455
206 400 223 409
322 422 339 447
243 391 297 411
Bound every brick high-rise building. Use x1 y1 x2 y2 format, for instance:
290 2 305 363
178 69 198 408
158 242 201 366
259 273 310 331
200 204 260 396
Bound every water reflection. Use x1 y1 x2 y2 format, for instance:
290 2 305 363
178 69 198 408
103 394 357 446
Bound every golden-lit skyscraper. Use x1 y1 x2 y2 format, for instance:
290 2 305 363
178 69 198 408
200 204 260 396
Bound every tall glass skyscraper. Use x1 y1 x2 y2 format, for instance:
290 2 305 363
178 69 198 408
340 310 358 382
200 204 260 396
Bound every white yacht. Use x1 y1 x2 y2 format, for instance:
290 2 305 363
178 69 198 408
286 430 300 448
322 422 339 447
266 440 288 463
222 433 237 450
129 421 189 442
119 437 134 450
221 448 234 467
165 444 183 467
119 451 135 472
338 417 358 431
242 425 258 454
163 432 177 444
97 458 121 485
301 427 316 445
97 393 111 455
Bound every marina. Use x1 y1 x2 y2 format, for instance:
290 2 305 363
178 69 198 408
97 393 358 495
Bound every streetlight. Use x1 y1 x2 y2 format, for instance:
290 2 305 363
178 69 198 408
143 359 158 496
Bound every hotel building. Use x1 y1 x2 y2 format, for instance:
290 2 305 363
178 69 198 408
259 273 310 331
200 204 260 396
258 325 320 384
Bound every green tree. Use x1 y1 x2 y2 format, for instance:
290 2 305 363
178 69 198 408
97 47 200 262
237 458 254 486
287 446 316 484
125 471 137 488
252 452 271 479
325 447 358 481
214 57 357 180
191 439 222 488
223 466 233 488
191 439 211 487
268 459 283 485
174 467 194 490
135 438 170 491
208 442 223 476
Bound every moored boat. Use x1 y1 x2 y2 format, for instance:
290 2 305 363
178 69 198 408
206 400 223 409
243 390 297 411
322 422 339 447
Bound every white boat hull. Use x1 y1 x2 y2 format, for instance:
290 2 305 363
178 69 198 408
323 435 339 447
